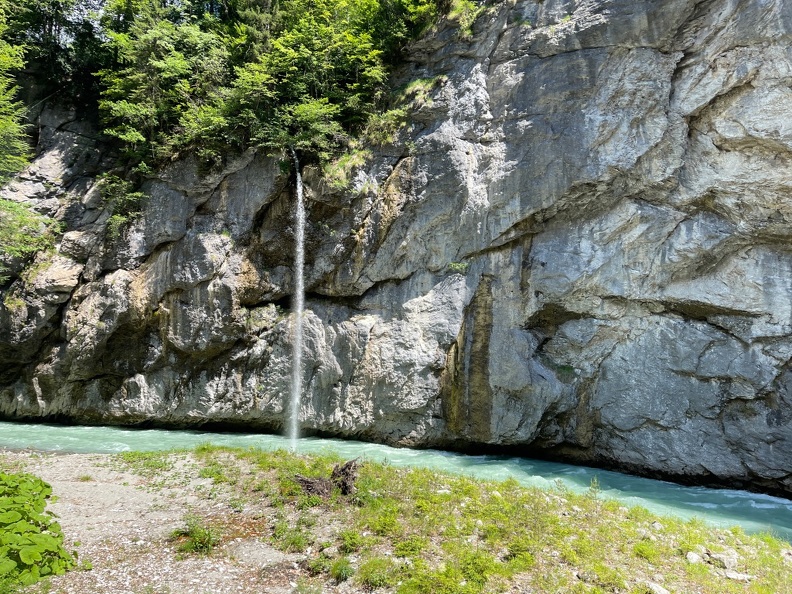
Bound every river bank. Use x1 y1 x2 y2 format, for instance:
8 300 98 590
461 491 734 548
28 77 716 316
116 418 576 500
1 446 791 594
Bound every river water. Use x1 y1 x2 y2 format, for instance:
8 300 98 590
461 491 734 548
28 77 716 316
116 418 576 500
0 421 790 541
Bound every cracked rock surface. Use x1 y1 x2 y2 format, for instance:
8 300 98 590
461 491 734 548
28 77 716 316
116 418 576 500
2 0 792 494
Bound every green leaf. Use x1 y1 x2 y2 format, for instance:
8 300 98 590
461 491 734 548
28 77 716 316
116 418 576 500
19 546 43 565
0 557 17 576
0 511 22 524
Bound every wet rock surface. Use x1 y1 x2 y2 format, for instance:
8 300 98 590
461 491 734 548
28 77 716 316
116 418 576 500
2 0 792 494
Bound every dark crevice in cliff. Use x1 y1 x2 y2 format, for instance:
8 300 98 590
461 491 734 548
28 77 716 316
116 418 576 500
527 303 585 338
661 300 759 322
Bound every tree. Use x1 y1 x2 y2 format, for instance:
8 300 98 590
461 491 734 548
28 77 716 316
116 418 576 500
0 0 59 284
0 0 29 183
99 15 231 163
97 0 450 167
3 0 79 93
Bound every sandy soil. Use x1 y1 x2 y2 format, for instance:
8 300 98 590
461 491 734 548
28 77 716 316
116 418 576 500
0 450 359 594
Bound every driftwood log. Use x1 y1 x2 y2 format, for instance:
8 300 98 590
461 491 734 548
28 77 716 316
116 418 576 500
330 458 359 495
295 458 359 498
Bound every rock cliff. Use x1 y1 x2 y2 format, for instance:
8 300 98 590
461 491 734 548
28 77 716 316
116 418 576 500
2 0 792 495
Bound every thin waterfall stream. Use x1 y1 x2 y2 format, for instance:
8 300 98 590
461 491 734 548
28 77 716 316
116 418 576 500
289 148 305 452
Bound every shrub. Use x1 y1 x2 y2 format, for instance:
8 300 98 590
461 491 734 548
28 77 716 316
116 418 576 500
0 473 76 586
0 200 59 283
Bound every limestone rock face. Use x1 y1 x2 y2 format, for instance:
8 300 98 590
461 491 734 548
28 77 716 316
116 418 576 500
2 0 792 494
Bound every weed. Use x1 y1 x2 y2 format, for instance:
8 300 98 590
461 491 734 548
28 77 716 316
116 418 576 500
394 535 427 558
330 557 354 582
447 261 469 274
77 475 93 482
633 540 661 564
448 0 485 38
0 200 60 284
114 451 174 477
272 520 311 553
198 463 231 484
369 502 401 536
293 577 322 594
363 108 407 146
306 554 332 575
322 149 371 190
297 494 323 510
356 557 398 589
97 174 147 240
170 515 219 555
339 529 364 553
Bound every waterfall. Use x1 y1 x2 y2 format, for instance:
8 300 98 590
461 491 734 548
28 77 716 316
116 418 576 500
289 148 305 452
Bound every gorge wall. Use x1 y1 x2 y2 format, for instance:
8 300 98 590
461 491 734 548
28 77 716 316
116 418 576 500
2 0 792 495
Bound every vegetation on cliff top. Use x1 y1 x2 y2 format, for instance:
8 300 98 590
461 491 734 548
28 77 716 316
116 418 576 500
0 0 475 169
0 0 486 274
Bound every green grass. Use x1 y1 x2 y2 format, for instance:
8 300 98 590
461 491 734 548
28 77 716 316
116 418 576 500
113 451 174 476
170 514 220 555
122 446 792 593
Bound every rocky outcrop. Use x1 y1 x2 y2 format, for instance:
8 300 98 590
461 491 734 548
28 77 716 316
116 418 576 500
2 0 792 495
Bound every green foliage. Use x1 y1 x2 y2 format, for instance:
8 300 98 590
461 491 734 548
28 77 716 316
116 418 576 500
170 514 219 555
362 107 407 146
448 0 484 38
329 556 354 582
97 174 147 239
96 0 452 168
113 444 792 594
2 0 111 102
633 539 661 563
0 2 29 187
0 200 58 284
338 528 364 553
447 261 469 273
356 556 399 588
99 17 231 162
0 472 76 587
394 535 427 557
272 519 311 552
322 148 371 190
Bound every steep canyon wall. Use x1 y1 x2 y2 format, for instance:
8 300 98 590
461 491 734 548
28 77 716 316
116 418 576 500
2 0 792 494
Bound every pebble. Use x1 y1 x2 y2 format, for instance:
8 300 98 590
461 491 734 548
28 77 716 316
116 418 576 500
686 551 703 564
724 570 752 582
709 548 738 570
644 582 670 594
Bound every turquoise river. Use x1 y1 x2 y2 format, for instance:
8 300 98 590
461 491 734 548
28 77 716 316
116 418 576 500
0 421 790 542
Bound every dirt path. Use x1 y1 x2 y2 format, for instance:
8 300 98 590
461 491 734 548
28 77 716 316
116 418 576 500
1 450 354 594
